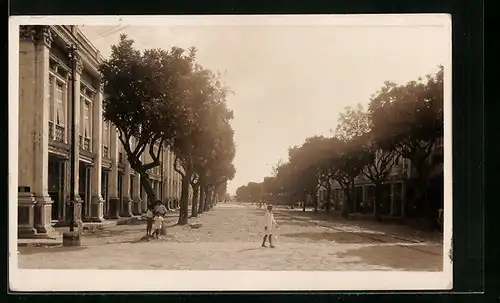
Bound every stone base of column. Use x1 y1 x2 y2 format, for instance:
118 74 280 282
119 198 133 217
132 198 142 215
90 195 105 222
107 197 120 219
18 191 37 238
33 195 59 239
141 198 148 213
73 196 84 227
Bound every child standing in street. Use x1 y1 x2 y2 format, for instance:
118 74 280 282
153 213 164 239
145 205 154 237
262 204 279 248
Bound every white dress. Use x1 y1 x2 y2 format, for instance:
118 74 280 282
263 211 277 235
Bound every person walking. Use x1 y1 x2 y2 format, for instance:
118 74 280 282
261 204 279 248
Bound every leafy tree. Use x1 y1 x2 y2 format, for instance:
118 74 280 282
235 185 250 201
100 35 192 202
331 105 372 217
199 113 236 212
369 66 443 221
359 132 398 220
335 103 372 141
288 136 332 212
328 137 368 218
171 54 234 224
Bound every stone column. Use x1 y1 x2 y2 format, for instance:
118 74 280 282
18 26 38 237
140 152 148 212
390 183 396 216
27 26 58 237
67 51 84 226
120 160 133 217
107 127 119 219
90 84 104 222
133 172 142 215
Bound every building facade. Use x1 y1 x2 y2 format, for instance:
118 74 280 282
17 25 186 239
317 137 444 217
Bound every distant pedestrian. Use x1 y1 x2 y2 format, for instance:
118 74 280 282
261 204 279 248
153 213 164 239
145 204 154 237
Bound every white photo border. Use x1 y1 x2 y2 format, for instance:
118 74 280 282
8 14 453 292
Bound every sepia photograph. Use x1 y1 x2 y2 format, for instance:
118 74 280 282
9 15 452 292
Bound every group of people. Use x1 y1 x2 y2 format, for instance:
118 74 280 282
142 199 280 248
145 200 169 239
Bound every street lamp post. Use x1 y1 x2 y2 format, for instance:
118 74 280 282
62 43 81 246
67 44 78 233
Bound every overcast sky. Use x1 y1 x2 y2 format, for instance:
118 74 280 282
79 16 449 194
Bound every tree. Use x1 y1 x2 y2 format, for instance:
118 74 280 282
288 136 332 212
335 103 372 141
331 105 372 218
359 132 398 220
100 35 192 203
235 185 250 201
329 137 368 218
369 66 443 222
171 54 235 224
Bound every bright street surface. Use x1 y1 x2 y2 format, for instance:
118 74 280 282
18 203 443 271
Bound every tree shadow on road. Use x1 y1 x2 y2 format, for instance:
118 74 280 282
236 247 263 252
274 210 443 244
280 231 394 244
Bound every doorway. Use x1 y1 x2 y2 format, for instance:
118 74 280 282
101 170 109 217
117 173 123 213
48 155 65 221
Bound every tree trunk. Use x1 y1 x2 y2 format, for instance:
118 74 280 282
341 186 351 218
325 185 332 213
178 172 191 225
139 172 156 203
313 191 319 213
198 186 205 214
350 179 356 214
205 189 212 211
211 190 217 209
373 184 382 221
301 192 306 212
191 184 200 218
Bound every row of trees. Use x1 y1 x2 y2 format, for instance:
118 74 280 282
236 66 443 225
100 35 236 225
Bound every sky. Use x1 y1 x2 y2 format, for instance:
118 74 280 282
78 16 450 195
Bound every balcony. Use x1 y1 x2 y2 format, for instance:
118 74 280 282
102 145 109 158
55 125 64 142
83 137 91 151
49 121 65 143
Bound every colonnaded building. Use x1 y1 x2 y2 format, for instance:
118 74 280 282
317 138 444 218
17 25 190 239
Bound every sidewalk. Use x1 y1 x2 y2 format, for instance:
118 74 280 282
17 213 165 247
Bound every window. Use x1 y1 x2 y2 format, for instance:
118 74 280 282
102 121 109 147
84 102 90 138
56 82 64 126
49 76 54 122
